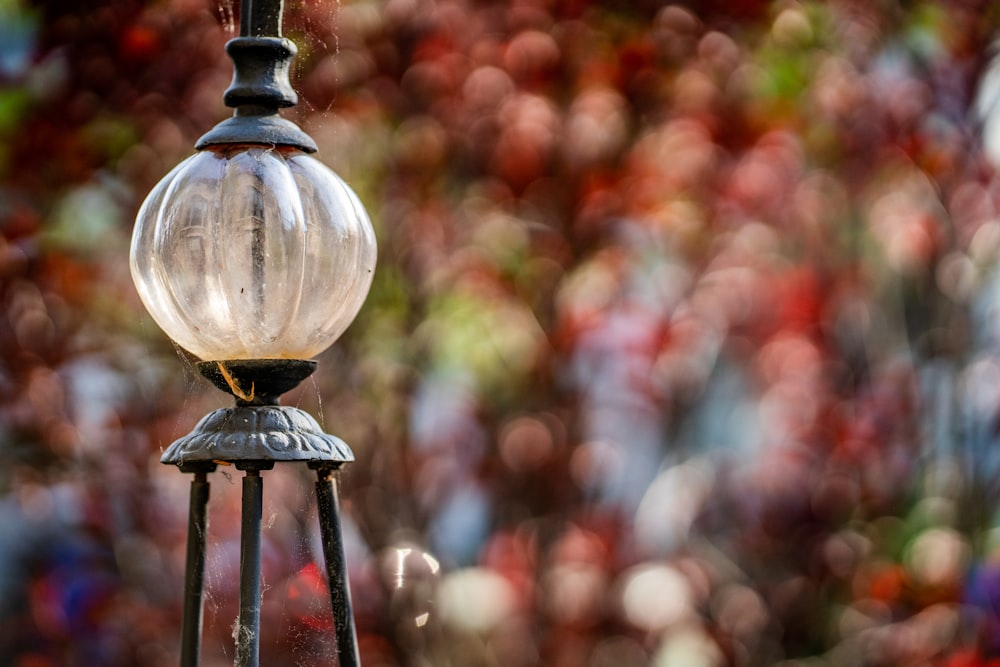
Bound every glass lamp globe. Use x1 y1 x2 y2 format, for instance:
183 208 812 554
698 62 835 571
130 145 376 361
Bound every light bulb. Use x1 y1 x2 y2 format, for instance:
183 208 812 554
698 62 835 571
130 145 376 361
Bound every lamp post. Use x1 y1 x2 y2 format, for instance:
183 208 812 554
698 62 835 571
129 1 374 665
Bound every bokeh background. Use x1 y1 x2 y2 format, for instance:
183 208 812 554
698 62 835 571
4 0 1000 665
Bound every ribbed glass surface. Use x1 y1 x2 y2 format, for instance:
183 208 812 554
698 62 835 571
130 146 376 360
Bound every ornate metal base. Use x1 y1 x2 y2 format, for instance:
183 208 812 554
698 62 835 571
161 405 354 466
169 359 361 667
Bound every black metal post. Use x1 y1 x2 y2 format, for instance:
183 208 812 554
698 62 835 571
235 468 265 667
157 0 365 660
314 466 360 667
180 466 213 667
241 0 284 37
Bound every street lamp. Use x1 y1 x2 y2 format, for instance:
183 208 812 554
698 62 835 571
129 1 373 665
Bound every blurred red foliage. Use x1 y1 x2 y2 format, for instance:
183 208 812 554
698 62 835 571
5 0 1000 665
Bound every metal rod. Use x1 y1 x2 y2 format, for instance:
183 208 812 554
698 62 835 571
235 469 264 667
315 468 361 667
240 0 284 37
180 470 212 667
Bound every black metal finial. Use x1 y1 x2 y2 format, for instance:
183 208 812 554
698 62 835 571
196 0 317 152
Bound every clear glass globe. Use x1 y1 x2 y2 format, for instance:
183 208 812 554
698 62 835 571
130 146 377 361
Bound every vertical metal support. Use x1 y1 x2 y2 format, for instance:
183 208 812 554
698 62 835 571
313 466 361 667
235 468 265 667
241 0 284 37
179 465 214 667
